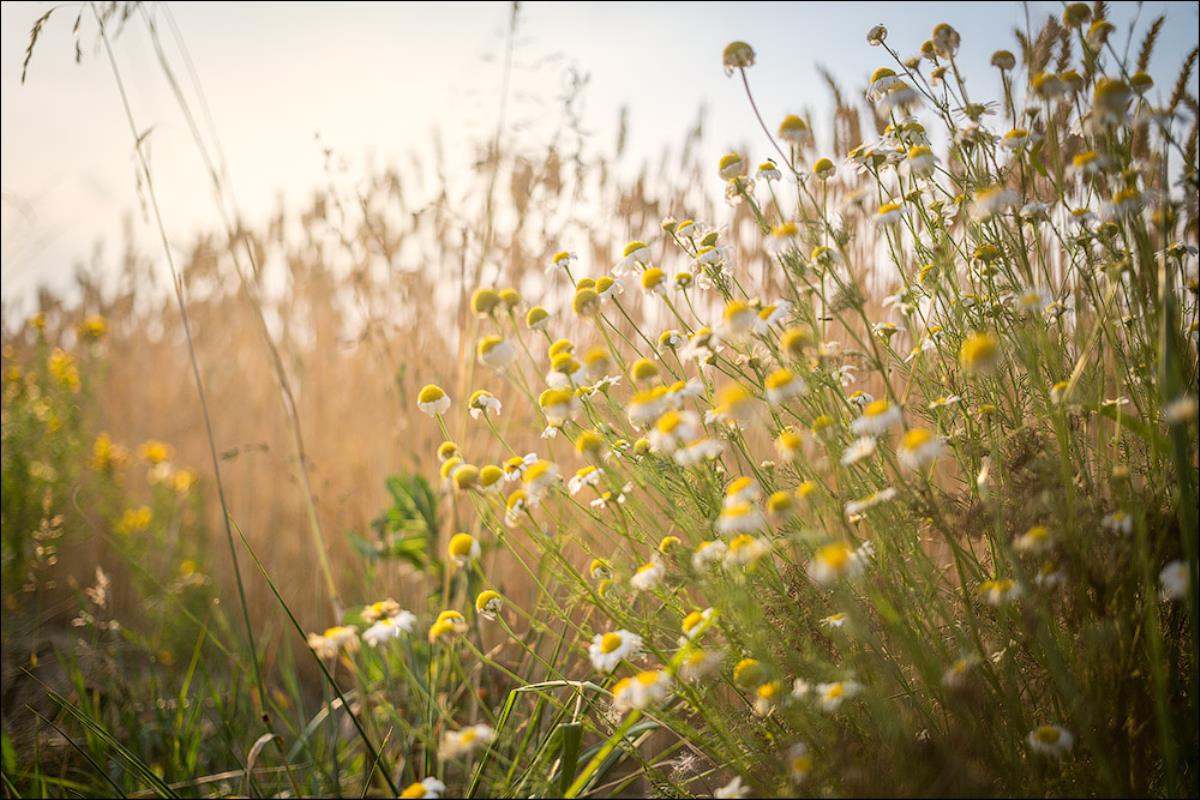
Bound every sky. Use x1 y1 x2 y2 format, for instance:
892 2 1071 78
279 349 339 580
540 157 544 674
2 1 1197 315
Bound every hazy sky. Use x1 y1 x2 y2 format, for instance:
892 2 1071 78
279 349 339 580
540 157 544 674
2 1 1197 314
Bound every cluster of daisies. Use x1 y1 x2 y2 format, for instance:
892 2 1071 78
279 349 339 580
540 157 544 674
302 13 1197 796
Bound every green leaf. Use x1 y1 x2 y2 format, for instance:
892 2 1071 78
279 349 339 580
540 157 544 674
557 722 582 796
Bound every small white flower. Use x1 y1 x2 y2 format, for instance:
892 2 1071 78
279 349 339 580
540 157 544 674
692 539 729 570
399 777 445 799
612 670 672 712
714 775 752 799
1027 724 1074 757
841 436 878 466
1101 510 1133 535
439 724 496 760
850 400 902 436
588 629 643 673
568 465 604 495
362 613 415 647
814 680 862 711
1159 560 1190 602
630 560 665 591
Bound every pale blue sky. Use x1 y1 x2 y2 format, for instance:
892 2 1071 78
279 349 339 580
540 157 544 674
2 1 1197 313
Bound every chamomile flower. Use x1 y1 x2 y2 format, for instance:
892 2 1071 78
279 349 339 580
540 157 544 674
428 610 468 644
399 777 445 799
897 428 944 469
680 608 714 641
714 776 752 799
681 326 721 363
502 453 538 482
959 332 999 371
725 534 770 568
588 629 643 673
417 384 450 416
627 386 669 428
469 287 503 317
675 436 725 466
820 612 848 628
815 680 862 711
972 186 1019 219
756 160 782 182
753 680 785 716
448 533 481 566
978 578 1022 606
718 152 746 180
692 539 729 570
1159 561 1190 602
568 465 604 495
614 240 651 276
766 221 800 254
774 427 804 461
363 616 410 647
845 487 899 519
807 541 872 584
477 335 515 368
526 305 550 330
468 389 502 419
841 436 877 466
549 250 578 273
732 658 766 689
787 743 814 783
1027 725 1074 757
903 144 937 178
630 560 665 591
1101 510 1133 535
942 656 978 689
779 114 812 146
851 399 902 436
472 589 502 620
523 459 559 502
877 81 919 115
307 626 359 659
649 409 700 455
1001 127 1032 150
440 724 496 760
1013 525 1054 555
612 669 672 712
874 201 909 225
757 303 792 335
719 300 758 339
717 503 766 536
708 382 757 426
678 647 723 681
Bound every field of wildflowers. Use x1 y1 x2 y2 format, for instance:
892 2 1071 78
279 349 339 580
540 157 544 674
2 2 1198 797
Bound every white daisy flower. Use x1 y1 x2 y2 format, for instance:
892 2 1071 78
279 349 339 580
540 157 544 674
1027 724 1074 757
416 384 451 416
692 539 729 570
477 335 515 369
1159 560 1190 602
850 399 902 436
714 776 752 799
399 777 445 799
439 724 496 760
588 629 643 673
1101 510 1133 535
896 428 945 470
807 541 872 585
841 436 877 466
468 389 503 419
612 669 672 712
568 465 604 496
724 534 770 568
815 680 862 711
675 437 725 466
630 560 665 591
